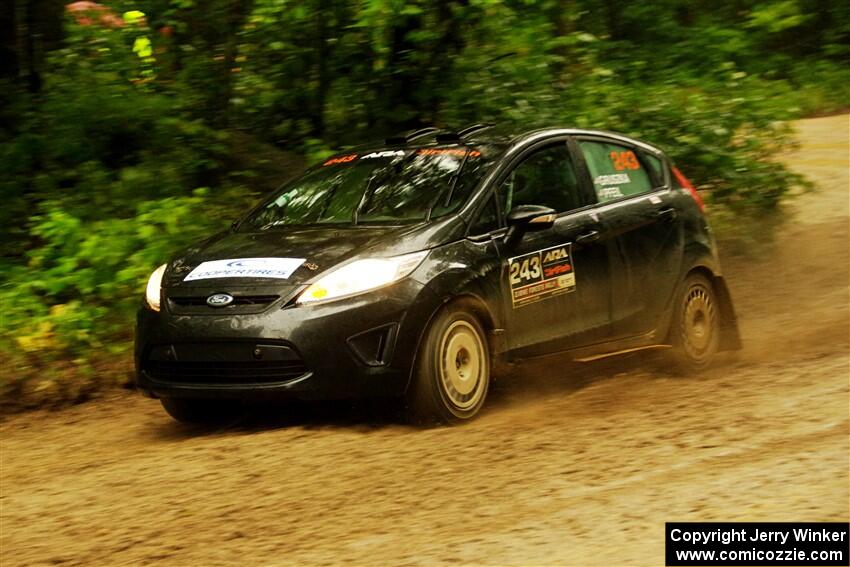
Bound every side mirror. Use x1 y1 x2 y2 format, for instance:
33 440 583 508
504 205 557 245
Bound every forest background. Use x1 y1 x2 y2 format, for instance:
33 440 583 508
1 0 847 409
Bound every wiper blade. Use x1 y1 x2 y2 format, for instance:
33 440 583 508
353 172 380 225
316 179 342 222
353 151 417 224
426 147 472 221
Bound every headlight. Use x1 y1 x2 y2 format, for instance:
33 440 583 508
145 264 167 311
296 251 427 305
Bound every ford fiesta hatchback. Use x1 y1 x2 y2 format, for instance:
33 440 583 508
136 124 740 424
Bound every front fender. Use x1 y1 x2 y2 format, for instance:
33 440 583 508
412 239 506 354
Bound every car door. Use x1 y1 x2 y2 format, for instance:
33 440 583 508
574 136 685 340
490 140 613 357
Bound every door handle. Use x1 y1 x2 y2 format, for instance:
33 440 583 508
575 230 600 245
654 207 678 221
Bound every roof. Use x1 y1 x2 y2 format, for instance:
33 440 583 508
349 124 664 156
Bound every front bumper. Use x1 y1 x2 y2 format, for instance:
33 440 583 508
135 278 440 400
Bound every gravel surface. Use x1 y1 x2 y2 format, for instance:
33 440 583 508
2 114 848 567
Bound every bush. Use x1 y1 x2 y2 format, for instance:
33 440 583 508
0 13 259 410
0 190 235 409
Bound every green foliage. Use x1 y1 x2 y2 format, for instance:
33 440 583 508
1 0 848 409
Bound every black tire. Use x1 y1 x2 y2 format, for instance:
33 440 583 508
666 273 721 372
160 398 240 424
406 302 491 424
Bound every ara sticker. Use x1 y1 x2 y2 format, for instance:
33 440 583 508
323 154 358 166
507 243 576 308
594 173 630 186
183 257 306 281
361 150 406 159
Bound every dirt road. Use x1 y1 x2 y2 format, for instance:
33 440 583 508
2 115 848 567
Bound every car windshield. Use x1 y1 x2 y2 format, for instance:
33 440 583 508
240 147 490 229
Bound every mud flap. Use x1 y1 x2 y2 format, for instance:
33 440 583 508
714 276 742 351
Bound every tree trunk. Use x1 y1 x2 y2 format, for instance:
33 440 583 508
604 0 621 41
312 0 330 138
0 0 18 80
551 0 576 79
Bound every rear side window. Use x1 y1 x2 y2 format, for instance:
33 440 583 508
641 151 665 186
579 141 653 203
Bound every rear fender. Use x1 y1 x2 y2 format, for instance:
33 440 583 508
713 275 742 351
662 262 742 352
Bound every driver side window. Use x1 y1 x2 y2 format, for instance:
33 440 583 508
501 143 582 215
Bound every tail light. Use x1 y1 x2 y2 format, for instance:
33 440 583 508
672 166 705 213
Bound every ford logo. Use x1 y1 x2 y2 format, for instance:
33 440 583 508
206 293 234 307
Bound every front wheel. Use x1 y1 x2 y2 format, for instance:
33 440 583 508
160 398 240 424
406 302 491 424
666 273 721 372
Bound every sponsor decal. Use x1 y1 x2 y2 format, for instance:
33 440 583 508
598 187 624 200
416 148 481 157
322 148 480 164
648 194 662 204
323 154 358 166
507 243 576 308
184 257 305 281
594 173 630 186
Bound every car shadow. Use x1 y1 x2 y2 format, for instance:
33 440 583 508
489 350 663 402
149 397 408 440
149 351 671 440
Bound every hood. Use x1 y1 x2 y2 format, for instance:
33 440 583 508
165 219 462 289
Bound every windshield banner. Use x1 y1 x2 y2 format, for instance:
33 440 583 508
183 258 306 281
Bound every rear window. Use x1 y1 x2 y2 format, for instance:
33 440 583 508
579 141 653 203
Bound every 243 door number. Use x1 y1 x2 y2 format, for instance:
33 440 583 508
509 256 541 286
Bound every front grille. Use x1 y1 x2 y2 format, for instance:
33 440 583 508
169 295 279 307
166 294 279 314
142 341 309 385
144 360 309 384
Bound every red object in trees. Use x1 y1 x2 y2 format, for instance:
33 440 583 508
66 2 125 28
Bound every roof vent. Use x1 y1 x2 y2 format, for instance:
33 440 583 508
458 123 494 137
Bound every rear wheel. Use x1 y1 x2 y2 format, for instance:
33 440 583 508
667 273 720 372
407 302 490 424
160 398 240 424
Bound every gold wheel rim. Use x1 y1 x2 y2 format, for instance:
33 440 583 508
438 320 485 410
681 286 717 359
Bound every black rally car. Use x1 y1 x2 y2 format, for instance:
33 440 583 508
136 124 740 423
